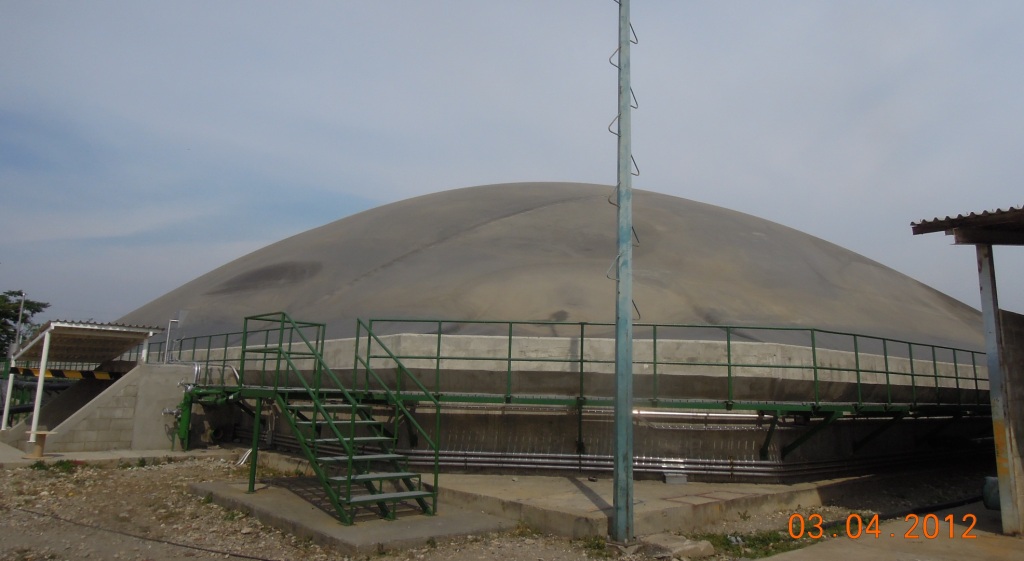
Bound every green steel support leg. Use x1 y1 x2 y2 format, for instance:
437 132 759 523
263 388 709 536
248 397 263 494
177 392 194 451
759 413 779 460
781 412 837 460
852 413 906 453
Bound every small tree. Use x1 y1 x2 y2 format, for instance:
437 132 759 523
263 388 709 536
1 291 50 357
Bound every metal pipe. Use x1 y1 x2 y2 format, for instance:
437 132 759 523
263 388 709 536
164 319 179 363
242 426 981 481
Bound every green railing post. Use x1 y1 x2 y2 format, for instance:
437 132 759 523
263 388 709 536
908 343 917 406
578 323 586 401
853 335 862 407
931 346 940 405
435 321 443 394
248 397 263 493
652 324 659 405
506 322 513 403
952 349 962 406
810 330 820 405
972 352 981 405
240 321 250 384
364 320 375 393
883 339 892 406
726 327 733 405
274 318 286 391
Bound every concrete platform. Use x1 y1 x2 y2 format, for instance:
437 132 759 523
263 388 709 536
190 479 517 554
434 473 837 538
189 464 1024 559
1 445 1019 559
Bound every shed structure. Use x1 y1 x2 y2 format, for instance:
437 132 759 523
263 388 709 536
1 321 161 440
912 205 1024 535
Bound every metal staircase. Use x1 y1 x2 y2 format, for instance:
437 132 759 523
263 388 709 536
237 313 437 524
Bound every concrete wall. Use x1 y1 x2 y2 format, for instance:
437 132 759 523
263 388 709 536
0 380 109 448
2 363 193 453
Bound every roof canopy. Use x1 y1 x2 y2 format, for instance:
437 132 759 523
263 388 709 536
13 321 162 364
912 205 1024 245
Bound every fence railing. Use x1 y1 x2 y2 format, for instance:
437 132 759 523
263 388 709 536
359 319 988 412
141 318 988 413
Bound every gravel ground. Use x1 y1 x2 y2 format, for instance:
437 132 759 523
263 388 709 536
0 456 993 561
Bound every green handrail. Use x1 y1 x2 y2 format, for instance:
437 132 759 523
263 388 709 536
161 316 988 416
362 318 987 413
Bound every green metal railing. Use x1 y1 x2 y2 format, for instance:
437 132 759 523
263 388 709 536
361 319 988 415
354 318 441 492
238 313 439 522
155 318 988 416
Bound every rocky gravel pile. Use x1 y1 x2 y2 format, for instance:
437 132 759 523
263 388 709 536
0 456 992 561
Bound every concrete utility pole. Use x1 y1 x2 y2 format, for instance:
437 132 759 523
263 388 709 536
612 0 635 544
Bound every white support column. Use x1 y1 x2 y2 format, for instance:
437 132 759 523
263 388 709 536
1 366 15 430
28 330 52 443
140 333 151 364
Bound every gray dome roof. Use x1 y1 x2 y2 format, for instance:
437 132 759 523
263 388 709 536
118 182 982 348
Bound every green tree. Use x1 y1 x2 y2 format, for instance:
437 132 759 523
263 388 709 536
1 291 50 357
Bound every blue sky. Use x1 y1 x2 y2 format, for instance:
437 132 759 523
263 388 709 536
2 1 1022 324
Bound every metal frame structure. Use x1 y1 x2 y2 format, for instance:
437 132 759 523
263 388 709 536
1 321 159 435
167 312 990 530
175 313 438 525
912 205 1024 535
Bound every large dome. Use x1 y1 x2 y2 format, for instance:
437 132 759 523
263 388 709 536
118 182 982 348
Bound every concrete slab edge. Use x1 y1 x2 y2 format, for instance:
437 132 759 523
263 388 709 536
0 447 239 470
189 478 517 556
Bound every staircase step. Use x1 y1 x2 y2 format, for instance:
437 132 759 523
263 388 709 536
296 420 380 428
308 436 391 444
287 403 370 411
344 490 434 506
329 471 419 483
318 453 403 463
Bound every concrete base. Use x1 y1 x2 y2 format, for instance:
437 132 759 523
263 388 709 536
188 460 1011 561
189 480 515 555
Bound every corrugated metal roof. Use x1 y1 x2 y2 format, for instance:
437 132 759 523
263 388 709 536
12 321 162 364
911 205 1024 236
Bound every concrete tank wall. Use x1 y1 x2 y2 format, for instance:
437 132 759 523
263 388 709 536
185 334 988 406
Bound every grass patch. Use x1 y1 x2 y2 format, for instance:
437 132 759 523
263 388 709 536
692 530 816 559
573 535 611 558
223 509 246 521
51 459 80 473
27 459 82 473
510 520 539 537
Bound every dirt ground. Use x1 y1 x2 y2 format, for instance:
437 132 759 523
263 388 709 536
0 455 994 561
